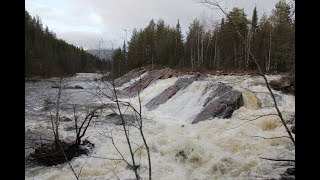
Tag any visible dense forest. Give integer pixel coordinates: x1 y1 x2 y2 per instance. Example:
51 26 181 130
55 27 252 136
25 0 294 78
25 10 104 77
107 0 294 77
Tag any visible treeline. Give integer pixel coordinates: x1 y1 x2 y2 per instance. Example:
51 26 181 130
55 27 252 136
109 0 294 77
25 10 103 77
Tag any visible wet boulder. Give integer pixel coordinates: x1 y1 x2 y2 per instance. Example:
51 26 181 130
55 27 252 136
114 68 147 86
192 83 243 124
74 85 83 89
287 117 295 125
286 168 295 176
126 68 179 94
61 117 72 122
291 126 295 134
107 112 118 117
280 167 295 180
269 76 295 95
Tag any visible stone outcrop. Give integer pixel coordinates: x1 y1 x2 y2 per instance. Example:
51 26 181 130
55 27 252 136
126 68 179 94
114 68 148 86
192 83 243 124
145 73 209 110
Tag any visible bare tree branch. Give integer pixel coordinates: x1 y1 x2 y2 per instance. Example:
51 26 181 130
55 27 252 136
226 114 277 130
251 135 291 140
77 160 87 178
56 141 79 180
260 157 295 162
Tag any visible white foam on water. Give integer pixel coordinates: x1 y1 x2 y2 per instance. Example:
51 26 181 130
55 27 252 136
147 80 215 124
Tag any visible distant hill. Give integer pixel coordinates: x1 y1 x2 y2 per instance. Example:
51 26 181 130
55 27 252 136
25 9 102 77
86 49 114 60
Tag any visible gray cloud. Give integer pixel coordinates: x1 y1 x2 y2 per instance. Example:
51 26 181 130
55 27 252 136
26 0 287 49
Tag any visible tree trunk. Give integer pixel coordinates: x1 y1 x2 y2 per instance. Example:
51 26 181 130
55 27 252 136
267 31 272 72
234 42 237 69
206 34 211 68
241 39 243 69
201 35 204 67
197 33 200 68
190 41 193 70
214 33 218 69
151 54 154 70
247 33 251 69
53 77 63 144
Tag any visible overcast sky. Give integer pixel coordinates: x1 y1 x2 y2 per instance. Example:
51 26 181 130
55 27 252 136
26 0 284 50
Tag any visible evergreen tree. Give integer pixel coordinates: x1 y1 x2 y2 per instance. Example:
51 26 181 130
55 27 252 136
251 6 258 33
175 19 184 66
25 9 102 77
270 0 294 71
122 1 294 74
254 13 273 71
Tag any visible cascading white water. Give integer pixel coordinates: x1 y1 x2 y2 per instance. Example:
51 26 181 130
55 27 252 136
146 80 216 124
25 73 295 180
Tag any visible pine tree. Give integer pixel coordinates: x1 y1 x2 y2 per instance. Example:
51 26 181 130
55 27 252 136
251 6 258 33
25 10 102 77
254 13 273 72
270 0 294 71
175 19 184 66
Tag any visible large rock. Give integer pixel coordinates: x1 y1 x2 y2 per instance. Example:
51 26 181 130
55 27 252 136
100 68 146 83
291 126 295 134
280 168 295 180
61 117 72 122
126 68 179 94
74 85 83 89
192 83 243 124
269 76 295 95
146 77 196 110
114 68 148 86
286 168 295 176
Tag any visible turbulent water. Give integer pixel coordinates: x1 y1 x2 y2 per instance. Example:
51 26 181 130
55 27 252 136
25 73 295 180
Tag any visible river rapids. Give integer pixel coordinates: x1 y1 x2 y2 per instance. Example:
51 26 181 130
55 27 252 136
25 73 295 180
